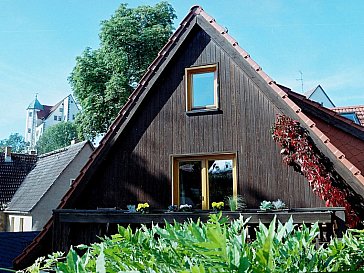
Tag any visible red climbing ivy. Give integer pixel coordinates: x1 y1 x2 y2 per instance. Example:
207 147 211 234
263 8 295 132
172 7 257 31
271 114 360 227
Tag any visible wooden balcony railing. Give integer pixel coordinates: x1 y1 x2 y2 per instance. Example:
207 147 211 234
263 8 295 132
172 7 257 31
52 207 346 252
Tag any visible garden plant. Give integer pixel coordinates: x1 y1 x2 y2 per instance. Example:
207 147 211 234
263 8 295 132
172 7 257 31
14 213 364 273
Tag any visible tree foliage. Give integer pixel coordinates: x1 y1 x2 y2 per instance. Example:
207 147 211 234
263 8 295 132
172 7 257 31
0 133 28 153
18 215 364 272
36 122 78 155
69 2 176 140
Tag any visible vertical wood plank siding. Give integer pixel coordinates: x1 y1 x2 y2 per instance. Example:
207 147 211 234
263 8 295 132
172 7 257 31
74 27 324 210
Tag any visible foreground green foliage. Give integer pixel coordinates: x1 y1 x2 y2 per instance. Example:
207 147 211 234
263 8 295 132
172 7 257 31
21 214 364 272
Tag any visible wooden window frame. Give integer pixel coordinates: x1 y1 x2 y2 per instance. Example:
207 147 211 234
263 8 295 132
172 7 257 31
172 153 237 210
185 64 219 112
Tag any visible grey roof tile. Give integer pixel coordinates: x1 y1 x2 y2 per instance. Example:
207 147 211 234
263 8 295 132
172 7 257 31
6 141 88 212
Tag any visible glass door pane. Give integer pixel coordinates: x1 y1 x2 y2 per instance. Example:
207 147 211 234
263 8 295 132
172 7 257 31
179 161 202 209
208 160 233 206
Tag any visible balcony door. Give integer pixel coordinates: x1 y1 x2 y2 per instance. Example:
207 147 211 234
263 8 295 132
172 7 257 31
172 154 237 210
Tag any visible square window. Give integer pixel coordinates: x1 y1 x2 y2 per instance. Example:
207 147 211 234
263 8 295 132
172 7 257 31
60 108 63 112
185 64 218 111
28 112 32 117
54 115 57 121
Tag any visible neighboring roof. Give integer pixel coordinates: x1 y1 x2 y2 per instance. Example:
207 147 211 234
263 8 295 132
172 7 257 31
0 153 37 208
36 105 52 120
304 85 336 107
331 105 364 126
14 5 364 268
280 85 364 193
30 94 77 121
27 96 43 110
6 141 91 212
0 232 39 271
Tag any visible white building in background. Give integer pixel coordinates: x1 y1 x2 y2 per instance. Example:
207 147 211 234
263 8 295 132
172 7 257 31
25 94 79 151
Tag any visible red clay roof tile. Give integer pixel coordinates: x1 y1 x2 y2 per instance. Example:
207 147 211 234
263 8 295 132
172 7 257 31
331 105 364 126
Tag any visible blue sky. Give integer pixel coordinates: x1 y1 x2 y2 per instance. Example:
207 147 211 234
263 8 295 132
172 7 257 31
1 0 364 140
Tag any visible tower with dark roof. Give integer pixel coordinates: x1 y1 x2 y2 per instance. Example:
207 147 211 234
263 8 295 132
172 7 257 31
24 94 80 152
25 95 43 151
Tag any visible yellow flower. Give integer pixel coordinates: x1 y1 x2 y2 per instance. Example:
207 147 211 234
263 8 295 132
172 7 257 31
212 201 224 209
136 202 149 211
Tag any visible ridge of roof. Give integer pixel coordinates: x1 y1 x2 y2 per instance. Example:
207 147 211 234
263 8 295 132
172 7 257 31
14 6 364 268
38 140 88 159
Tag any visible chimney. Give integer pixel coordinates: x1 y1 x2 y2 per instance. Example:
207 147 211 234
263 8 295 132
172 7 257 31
4 147 11 162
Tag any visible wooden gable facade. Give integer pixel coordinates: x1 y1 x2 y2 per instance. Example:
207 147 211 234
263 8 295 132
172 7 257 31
15 6 364 269
64 11 324 211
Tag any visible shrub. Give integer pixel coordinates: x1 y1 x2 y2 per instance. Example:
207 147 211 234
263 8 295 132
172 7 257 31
18 214 364 272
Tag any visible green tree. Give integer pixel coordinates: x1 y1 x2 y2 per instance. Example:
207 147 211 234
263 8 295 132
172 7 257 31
69 2 176 140
36 122 78 155
0 133 28 153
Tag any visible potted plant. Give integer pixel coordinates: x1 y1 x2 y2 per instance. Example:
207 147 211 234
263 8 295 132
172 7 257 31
259 200 274 211
226 195 247 211
136 202 150 214
272 199 287 211
126 204 136 213
211 201 224 211
259 199 288 212
167 205 178 212
179 204 192 212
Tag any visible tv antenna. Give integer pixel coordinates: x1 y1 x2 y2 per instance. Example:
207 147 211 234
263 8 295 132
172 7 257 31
296 71 304 93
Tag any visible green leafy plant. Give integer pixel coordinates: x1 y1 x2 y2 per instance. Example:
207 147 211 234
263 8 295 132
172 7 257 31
126 204 136 213
260 200 274 211
272 199 286 210
19 214 364 273
226 195 247 211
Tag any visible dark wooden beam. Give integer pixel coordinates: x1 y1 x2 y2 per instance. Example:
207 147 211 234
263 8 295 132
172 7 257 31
54 209 337 225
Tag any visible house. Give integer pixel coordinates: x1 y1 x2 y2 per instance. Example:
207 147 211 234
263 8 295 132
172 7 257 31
331 105 364 126
304 85 336 107
25 94 79 151
5 141 93 232
0 148 37 231
304 85 364 126
14 6 364 269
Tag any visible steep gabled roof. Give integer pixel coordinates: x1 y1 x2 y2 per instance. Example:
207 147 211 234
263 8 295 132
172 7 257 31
331 105 364 126
14 5 364 268
0 153 37 208
6 141 91 213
